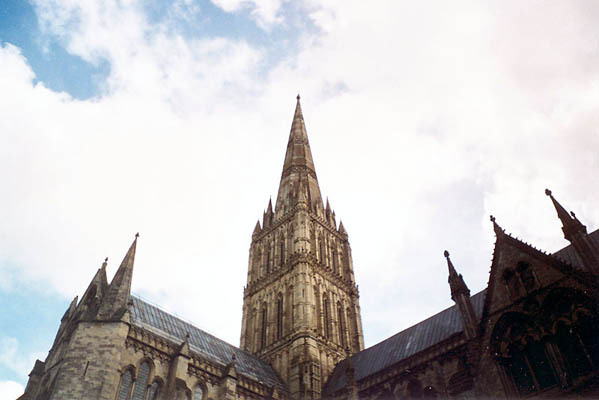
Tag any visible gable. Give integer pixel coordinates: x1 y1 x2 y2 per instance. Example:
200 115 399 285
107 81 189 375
480 228 598 341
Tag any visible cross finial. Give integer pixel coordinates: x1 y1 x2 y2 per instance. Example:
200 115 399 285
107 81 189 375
490 215 495 223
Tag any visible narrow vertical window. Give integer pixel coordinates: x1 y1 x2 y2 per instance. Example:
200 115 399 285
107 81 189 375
338 305 345 348
146 381 161 400
324 297 330 339
277 296 283 339
280 241 285 267
116 369 133 400
261 304 268 349
332 248 338 274
131 361 150 400
193 385 203 400
320 238 325 265
266 244 271 273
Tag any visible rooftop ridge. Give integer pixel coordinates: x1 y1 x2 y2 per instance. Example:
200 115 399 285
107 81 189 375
130 293 225 345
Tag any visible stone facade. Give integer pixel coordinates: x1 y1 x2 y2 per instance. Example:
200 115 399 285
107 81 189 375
19 98 598 400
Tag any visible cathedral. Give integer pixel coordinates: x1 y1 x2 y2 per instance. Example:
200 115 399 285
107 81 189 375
19 97 599 399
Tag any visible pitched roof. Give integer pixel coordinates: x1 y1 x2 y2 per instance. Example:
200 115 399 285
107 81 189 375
129 296 288 393
324 290 486 395
552 228 599 270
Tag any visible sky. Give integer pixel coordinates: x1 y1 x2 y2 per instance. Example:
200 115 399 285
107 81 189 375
1 0 599 397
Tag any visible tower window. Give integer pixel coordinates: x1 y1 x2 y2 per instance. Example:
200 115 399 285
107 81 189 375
277 296 283 340
261 304 268 349
324 297 330 339
338 305 345 348
266 244 271 274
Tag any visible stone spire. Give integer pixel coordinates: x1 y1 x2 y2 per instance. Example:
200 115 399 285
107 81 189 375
545 189 599 274
98 233 138 320
545 189 588 239
444 251 478 340
274 95 324 217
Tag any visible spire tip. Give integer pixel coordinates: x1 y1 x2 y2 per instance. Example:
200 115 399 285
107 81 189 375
135 232 139 239
444 250 450 258
545 188 552 196
296 94 300 101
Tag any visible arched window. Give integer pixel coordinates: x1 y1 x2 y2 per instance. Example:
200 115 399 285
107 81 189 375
287 286 294 333
337 304 345 348
116 369 133 400
324 296 331 339
276 295 283 340
555 321 592 378
131 361 150 400
491 313 557 395
517 261 536 292
280 240 285 267
193 384 203 400
541 287 599 379
265 243 271 274
332 247 338 274
319 237 325 265
146 380 161 400
315 289 322 335
260 303 268 349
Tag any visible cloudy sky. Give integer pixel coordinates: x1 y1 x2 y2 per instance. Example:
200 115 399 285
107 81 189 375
1 0 599 397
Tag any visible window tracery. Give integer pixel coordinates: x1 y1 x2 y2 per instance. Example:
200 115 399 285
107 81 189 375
491 313 557 395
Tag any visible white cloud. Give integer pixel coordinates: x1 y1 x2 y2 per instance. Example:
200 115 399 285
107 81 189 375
0 380 24 400
1 0 599 349
210 0 284 28
0 337 44 379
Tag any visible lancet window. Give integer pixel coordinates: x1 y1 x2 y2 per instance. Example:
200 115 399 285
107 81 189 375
116 362 162 400
131 361 150 400
276 295 283 340
324 295 331 339
260 303 268 350
193 385 203 400
146 380 161 400
116 369 133 400
337 303 345 348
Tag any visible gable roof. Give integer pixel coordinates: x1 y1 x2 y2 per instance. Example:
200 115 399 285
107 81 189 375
129 296 288 393
323 290 486 396
480 227 599 339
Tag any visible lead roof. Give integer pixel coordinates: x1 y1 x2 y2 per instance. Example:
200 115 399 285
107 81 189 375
129 297 288 393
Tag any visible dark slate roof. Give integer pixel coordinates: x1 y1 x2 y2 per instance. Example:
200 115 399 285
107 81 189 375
552 228 599 270
129 296 288 393
323 290 486 396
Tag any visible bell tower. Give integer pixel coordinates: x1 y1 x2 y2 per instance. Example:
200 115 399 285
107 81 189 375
240 96 364 398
